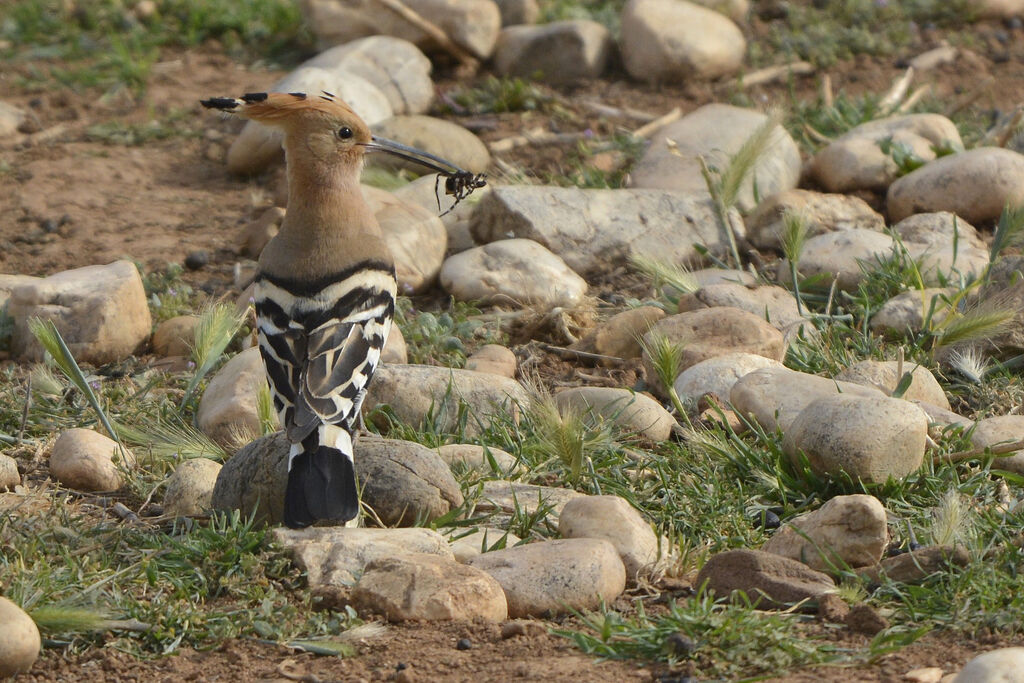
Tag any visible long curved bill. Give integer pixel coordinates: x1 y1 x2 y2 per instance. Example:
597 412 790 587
361 136 468 175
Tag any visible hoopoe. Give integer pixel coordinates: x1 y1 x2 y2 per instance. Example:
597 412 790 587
201 91 484 528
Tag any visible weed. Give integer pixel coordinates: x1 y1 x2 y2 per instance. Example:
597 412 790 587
394 298 504 367
445 76 552 115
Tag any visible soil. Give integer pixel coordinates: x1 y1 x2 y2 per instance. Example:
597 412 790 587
6 8 1024 682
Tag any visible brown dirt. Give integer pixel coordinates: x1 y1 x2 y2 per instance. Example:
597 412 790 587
7 11 1024 683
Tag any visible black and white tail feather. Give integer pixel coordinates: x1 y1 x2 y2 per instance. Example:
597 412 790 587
254 261 396 528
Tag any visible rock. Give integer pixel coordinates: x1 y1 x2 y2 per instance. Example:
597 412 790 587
352 553 508 621
554 387 676 442
910 44 958 71
162 458 223 517
620 0 745 82
783 394 928 483
471 186 743 277
904 668 944 683
382 325 408 364
762 495 888 572
817 592 850 623
501 619 548 638
440 239 587 308
303 36 435 115
905 241 989 287
730 366 885 433
301 0 501 59
493 20 611 83
0 274 40 310
677 283 802 330
745 189 885 252
954 647 1024 682
197 347 268 450
49 428 135 492
859 544 969 584
212 432 461 526
240 207 286 259
971 415 1024 476
811 113 963 192
368 115 490 175
445 526 521 562
151 315 199 358
364 364 531 437
465 538 626 617
690 268 757 288
391 173 489 253
974 0 1024 19
976 256 1024 359
0 596 39 677
272 526 454 586
674 352 783 404
892 212 985 251
465 344 517 378
696 549 835 607
834 360 950 410
226 66 393 175
778 229 896 292
571 306 666 363
888 148 1024 224
690 0 748 21
477 480 584 520
363 186 447 294
495 0 539 25
845 604 889 635
9 261 152 365
870 288 954 337
642 308 786 394
912 400 974 437
436 444 516 474
0 101 27 138
558 495 660 579
0 454 19 491
628 104 800 213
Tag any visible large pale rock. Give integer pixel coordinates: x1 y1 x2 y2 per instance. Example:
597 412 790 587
162 458 223 517
763 495 887 571
690 0 748 21
471 185 743 276
466 538 626 617
745 189 885 251
558 495 660 579
812 113 962 192
730 366 885 433
554 387 676 442
676 284 802 330
495 0 539 24
477 480 584 520
690 268 757 287
436 444 517 474
0 454 20 491
0 274 40 310
620 0 745 82
783 394 928 482
494 20 611 83
197 347 267 450
0 101 27 138
363 185 447 293
0 596 39 677
870 288 954 337
226 67 393 175
352 553 508 621
272 526 454 586
888 148 1024 224
974 0 1024 19
905 241 990 287
151 315 199 358
391 173 489 253
571 306 666 363
628 104 800 213
778 229 896 292
8 261 151 365
212 432 461 526
368 115 490 175
954 648 1024 682
301 0 501 59
440 239 587 308
892 212 985 251
971 415 1024 476
49 429 134 492
673 352 783 404
834 359 950 410
696 549 835 607
364 364 531 437
445 526 521 562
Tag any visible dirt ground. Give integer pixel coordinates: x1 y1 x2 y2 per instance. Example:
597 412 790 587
7 9 1024 683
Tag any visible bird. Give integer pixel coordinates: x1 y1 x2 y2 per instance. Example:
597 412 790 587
201 91 485 528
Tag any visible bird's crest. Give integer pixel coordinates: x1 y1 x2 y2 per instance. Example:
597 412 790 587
200 91 361 124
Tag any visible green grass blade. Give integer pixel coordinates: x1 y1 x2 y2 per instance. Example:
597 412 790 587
181 304 245 409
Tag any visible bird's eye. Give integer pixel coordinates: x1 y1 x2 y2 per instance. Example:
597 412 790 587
337 127 353 140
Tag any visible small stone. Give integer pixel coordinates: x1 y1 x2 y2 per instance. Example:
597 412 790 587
197 347 268 450
477 480 584 521
553 387 676 442
558 494 661 580
904 667 944 683
778 229 895 292
845 604 889 636
892 212 985 251
369 115 490 175
493 20 611 83
0 596 40 677
391 173 489 253
240 207 285 259
676 284 802 330
0 454 21 491
665 632 697 656
745 189 885 251
436 444 517 475
834 359 950 410
151 315 200 358
465 344 517 378
817 592 850 623
382 325 408 365
0 101 27 138
571 306 665 363
163 458 222 517
501 619 547 638
870 288 955 337
696 549 835 608
49 428 135 492
456 638 472 650
674 352 783 404
858 545 970 584
953 647 1024 682
445 526 521 562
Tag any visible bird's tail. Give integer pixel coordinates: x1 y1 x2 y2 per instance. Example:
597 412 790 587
284 424 359 529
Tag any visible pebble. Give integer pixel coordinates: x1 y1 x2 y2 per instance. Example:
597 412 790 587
8 260 152 365
477 480 584 520
49 429 135 492
745 189 885 252
0 101 27 138
696 549 835 608
892 212 985 251
782 394 928 483
445 526 521 562
676 283 802 330
184 250 209 270
495 0 539 24
440 239 588 308
620 0 746 82
859 545 970 584
501 619 547 638
151 315 200 358
570 306 666 364
435 444 517 474
369 115 490 175
196 347 268 450
835 359 950 409
465 538 626 618
0 596 39 677
970 415 1024 476
558 494 661 580
845 604 890 635
553 387 676 442
352 553 508 621
363 185 447 294
381 325 408 364
239 206 285 259
869 288 954 337
465 344 517 378
953 647 1024 682
777 229 895 292
762 494 888 572
0 453 21 491
493 20 611 83
162 458 223 517
391 174 487 253
627 104 800 213
674 352 783 405
817 592 850 623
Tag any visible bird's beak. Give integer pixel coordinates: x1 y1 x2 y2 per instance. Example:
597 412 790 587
361 136 468 175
